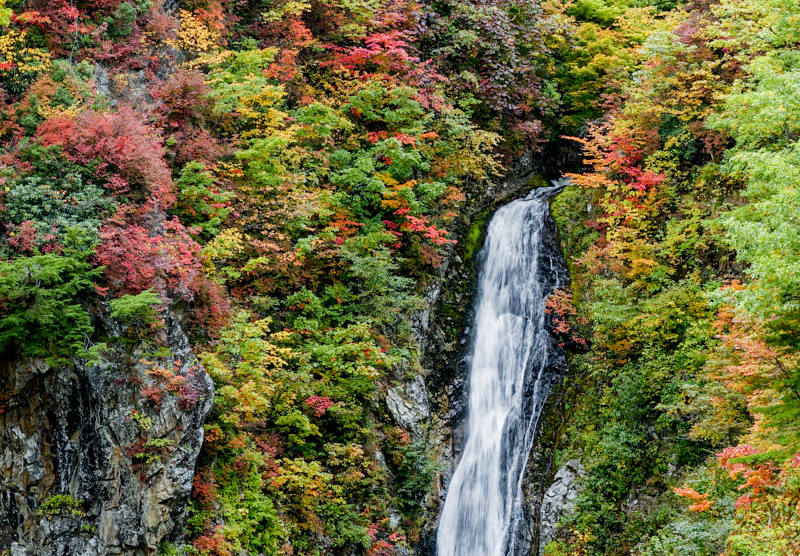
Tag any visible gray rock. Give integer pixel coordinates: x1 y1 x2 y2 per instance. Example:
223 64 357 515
374 450 388 470
162 0 178 14
538 459 585 550
412 285 442 347
94 64 111 100
389 511 402 531
0 309 213 555
386 376 430 438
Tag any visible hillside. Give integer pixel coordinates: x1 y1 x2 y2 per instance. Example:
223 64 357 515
0 0 798 554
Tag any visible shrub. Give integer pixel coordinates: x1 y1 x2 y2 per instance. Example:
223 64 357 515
0 234 103 365
37 107 175 208
109 289 162 325
37 494 85 518
174 161 233 238
4 174 116 246
96 218 203 300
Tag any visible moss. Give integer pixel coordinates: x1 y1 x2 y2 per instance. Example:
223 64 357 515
464 174 550 260
550 184 598 292
462 210 489 262
529 173 550 189
158 541 199 555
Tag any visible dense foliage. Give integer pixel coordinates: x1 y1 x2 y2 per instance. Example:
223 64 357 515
547 1 800 554
0 0 554 552
2 0 800 554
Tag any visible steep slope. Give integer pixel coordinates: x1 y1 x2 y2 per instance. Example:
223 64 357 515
0 0 565 553
3 0 800 554
539 1 800 555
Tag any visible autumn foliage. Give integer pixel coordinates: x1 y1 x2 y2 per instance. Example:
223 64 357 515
4 0 800 553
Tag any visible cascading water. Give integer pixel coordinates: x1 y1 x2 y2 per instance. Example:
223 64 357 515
436 184 568 556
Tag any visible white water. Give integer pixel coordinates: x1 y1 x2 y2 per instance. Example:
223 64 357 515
436 186 564 556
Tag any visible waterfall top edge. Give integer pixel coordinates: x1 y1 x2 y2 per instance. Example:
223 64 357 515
522 177 571 202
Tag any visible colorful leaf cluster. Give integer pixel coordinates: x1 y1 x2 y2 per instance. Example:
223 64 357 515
546 1 800 555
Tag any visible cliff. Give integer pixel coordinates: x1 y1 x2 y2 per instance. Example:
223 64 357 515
0 310 212 555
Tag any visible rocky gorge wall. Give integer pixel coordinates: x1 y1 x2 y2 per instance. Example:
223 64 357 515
0 142 577 556
0 28 213 555
0 309 213 555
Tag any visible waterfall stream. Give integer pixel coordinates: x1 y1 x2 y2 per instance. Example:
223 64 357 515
436 185 567 556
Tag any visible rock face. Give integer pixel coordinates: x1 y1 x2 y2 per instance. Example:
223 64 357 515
386 376 430 439
0 310 213 555
538 459 585 550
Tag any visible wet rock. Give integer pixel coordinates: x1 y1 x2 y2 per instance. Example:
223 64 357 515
412 144 578 555
538 459 585 550
414 144 581 556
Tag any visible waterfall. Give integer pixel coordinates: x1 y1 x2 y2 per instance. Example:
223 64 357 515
436 184 567 556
